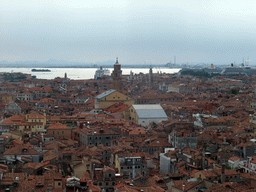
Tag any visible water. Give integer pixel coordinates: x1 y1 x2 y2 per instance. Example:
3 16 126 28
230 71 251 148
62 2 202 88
0 68 181 80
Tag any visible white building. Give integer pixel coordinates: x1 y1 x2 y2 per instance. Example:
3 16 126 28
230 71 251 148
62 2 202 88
239 156 256 173
127 104 168 127
228 156 240 169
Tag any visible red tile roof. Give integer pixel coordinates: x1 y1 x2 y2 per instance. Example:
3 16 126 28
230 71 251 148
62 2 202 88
47 123 71 130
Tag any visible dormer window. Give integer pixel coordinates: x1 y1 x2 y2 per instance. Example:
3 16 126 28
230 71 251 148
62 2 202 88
23 148 27 152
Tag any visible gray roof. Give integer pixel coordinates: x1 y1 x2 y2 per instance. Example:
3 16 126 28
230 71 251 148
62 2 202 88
133 104 168 119
95 89 116 99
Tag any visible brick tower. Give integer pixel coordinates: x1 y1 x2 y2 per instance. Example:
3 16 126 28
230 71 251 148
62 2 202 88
112 57 122 92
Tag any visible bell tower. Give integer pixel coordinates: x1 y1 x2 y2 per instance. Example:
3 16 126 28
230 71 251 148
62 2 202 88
149 67 153 87
112 57 122 91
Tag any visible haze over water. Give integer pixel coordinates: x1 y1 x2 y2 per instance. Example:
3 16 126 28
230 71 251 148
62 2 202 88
0 68 180 80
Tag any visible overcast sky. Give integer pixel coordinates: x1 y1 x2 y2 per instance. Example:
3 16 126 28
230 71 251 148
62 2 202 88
1 0 256 65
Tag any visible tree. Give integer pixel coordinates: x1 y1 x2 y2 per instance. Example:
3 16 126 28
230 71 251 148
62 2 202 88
231 89 239 95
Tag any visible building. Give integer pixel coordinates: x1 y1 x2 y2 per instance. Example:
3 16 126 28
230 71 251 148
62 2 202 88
124 104 168 126
167 84 193 93
228 156 241 169
0 93 16 102
0 119 15 135
95 89 134 109
236 142 255 158
160 151 177 173
239 156 256 173
79 128 120 146
169 130 197 150
136 91 184 104
94 166 117 191
16 90 34 101
47 123 72 140
73 157 93 177
5 102 21 115
0 113 46 135
114 152 149 179
25 113 46 134
3 145 40 163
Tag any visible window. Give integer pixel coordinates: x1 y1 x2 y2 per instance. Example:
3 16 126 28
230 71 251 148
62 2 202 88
62 131 64 134
58 182 61 186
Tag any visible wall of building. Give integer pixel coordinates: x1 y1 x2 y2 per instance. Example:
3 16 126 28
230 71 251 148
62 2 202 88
97 91 134 109
48 129 71 140
160 153 171 173
138 117 167 127
169 134 197 150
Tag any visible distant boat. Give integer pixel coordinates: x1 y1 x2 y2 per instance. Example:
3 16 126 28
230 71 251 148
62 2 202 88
31 69 51 72
165 62 182 68
94 66 110 79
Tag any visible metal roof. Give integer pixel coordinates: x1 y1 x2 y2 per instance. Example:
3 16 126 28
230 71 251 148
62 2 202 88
95 89 116 99
133 104 168 119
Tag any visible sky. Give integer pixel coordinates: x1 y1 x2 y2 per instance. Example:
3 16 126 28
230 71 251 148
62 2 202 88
1 0 256 65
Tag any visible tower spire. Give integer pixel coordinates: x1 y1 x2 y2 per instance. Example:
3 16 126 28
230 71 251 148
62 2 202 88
115 57 119 65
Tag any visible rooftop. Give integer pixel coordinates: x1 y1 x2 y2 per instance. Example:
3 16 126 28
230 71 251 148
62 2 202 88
133 104 168 119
